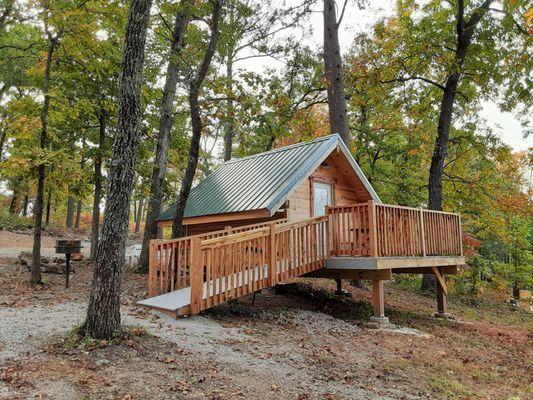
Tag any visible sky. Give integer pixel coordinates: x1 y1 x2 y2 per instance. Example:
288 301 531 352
239 0 531 152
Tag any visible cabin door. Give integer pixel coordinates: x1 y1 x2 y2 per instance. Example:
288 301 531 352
312 181 333 217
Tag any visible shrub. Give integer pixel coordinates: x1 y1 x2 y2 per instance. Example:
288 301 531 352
0 208 33 231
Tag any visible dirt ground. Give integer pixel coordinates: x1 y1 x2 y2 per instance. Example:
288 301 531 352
0 248 531 400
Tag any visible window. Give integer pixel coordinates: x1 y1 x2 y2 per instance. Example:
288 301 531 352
312 182 333 216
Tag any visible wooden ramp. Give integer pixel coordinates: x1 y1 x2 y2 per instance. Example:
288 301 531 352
139 264 271 315
140 216 329 316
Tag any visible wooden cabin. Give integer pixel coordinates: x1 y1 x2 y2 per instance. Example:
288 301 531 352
156 134 380 236
142 134 465 323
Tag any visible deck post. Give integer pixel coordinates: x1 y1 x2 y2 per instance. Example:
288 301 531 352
458 214 463 257
189 237 202 315
370 279 389 324
367 201 377 257
269 222 277 286
148 240 158 296
325 205 332 256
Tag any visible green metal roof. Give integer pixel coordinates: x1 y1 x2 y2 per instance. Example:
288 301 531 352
158 134 380 221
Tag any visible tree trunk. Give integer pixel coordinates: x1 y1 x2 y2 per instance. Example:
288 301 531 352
135 198 143 233
84 0 153 339
90 101 107 261
74 200 82 228
31 28 58 285
172 0 223 238
138 3 191 271
323 0 349 146
45 189 51 225
22 195 29 216
0 129 6 161
9 186 20 214
66 195 75 228
223 45 235 161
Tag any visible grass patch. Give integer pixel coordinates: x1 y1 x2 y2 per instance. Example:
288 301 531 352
61 325 151 351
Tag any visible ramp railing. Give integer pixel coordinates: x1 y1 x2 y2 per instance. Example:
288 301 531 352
148 218 287 296
188 216 329 314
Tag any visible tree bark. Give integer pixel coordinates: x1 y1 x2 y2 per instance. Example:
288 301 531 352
172 0 223 238
135 198 143 233
138 3 191 271
223 53 235 161
422 0 493 291
0 129 6 161
84 0 153 339
90 101 107 260
74 200 82 228
45 189 51 225
323 0 349 146
22 194 29 216
8 186 20 214
66 195 75 228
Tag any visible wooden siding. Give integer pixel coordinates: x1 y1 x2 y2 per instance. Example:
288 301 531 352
287 152 373 222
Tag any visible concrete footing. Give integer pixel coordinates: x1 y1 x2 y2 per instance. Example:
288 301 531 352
434 312 454 320
370 316 390 325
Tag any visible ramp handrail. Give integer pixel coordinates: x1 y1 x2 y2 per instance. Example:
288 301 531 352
148 218 287 296
188 216 329 314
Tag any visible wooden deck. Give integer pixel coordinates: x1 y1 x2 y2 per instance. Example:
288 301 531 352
141 201 464 320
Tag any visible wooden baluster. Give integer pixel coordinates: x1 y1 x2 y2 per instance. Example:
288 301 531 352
205 248 211 308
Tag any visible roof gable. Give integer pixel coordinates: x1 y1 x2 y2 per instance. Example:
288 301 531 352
158 134 380 221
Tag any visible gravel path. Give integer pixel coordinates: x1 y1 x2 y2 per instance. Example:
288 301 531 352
0 301 415 400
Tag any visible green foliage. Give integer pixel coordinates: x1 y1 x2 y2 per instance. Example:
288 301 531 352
0 208 33 230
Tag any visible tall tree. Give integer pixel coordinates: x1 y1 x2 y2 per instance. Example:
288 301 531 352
138 0 191 271
84 0 153 339
90 98 108 260
428 0 494 211
323 0 349 145
31 14 62 286
171 0 223 238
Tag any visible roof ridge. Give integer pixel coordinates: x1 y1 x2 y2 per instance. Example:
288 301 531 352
222 134 340 165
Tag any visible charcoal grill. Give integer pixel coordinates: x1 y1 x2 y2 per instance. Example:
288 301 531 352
55 240 82 288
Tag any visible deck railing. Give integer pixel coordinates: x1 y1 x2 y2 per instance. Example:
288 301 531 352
327 201 462 258
148 202 463 299
148 218 288 296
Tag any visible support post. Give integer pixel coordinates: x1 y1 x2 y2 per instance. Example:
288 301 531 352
367 200 377 257
434 266 452 319
189 237 202 315
156 225 164 239
370 279 389 324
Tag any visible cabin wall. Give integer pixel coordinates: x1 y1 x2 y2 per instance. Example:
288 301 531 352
156 211 287 238
184 212 286 236
287 152 372 222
